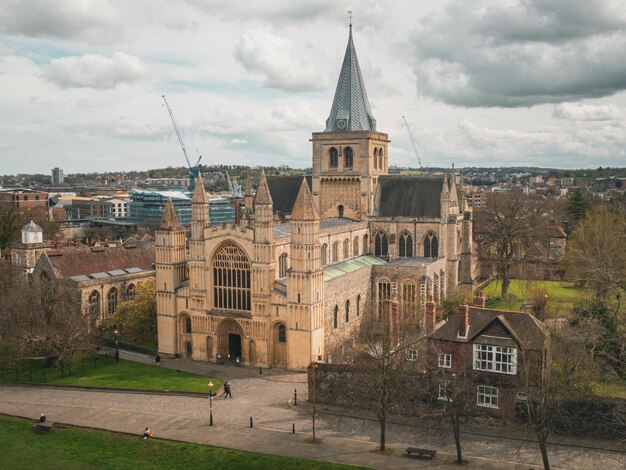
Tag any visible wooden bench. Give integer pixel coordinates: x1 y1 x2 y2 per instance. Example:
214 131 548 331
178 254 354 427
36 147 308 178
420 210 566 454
35 422 53 433
406 447 436 459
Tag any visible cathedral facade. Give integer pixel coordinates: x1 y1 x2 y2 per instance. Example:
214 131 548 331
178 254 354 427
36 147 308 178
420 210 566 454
156 27 475 369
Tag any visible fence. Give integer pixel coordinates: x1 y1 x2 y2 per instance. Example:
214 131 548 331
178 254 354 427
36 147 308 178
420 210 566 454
0 349 116 384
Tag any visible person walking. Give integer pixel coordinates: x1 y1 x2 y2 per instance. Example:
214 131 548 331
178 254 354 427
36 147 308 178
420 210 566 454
223 381 232 399
155 354 161 366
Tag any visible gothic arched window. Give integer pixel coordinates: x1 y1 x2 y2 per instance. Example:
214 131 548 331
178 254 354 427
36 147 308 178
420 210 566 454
374 231 389 259
344 146 353 168
107 287 118 316
88 290 100 317
345 299 350 323
185 316 192 334
353 236 359 257
278 253 288 278
329 147 338 168
333 305 338 329
398 232 413 258
321 243 327 266
362 234 369 254
332 241 339 263
424 233 439 258
212 242 251 311
343 238 349 259
401 281 417 321
126 283 136 300
356 294 361 317
373 148 379 169
377 279 391 319
278 324 286 343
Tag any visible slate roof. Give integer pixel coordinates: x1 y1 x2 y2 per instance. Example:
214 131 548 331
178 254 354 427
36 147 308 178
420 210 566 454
429 307 547 351
375 176 444 218
266 176 312 214
45 243 155 280
325 27 376 132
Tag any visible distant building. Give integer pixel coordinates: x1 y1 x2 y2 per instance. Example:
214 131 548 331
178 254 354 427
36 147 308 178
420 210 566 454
0 188 49 215
128 189 192 227
51 167 64 184
208 198 236 225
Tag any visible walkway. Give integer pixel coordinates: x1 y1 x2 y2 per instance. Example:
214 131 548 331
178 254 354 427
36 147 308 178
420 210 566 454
0 351 623 469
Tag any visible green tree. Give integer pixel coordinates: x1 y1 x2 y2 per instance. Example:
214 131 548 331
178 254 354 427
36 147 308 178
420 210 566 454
108 279 157 343
0 209 17 250
561 205 626 299
566 188 590 227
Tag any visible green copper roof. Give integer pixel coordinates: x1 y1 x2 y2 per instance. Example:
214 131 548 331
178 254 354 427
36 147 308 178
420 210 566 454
325 26 376 132
323 255 387 282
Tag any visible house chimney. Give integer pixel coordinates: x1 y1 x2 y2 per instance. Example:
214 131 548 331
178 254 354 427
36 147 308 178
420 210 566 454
425 295 436 334
473 292 485 308
458 295 469 338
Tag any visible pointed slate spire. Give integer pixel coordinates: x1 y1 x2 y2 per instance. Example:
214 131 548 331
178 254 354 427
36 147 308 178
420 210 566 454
191 173 208 204
159 198 183 231
253 169 273 206
325 26 376 132
291 178 319 221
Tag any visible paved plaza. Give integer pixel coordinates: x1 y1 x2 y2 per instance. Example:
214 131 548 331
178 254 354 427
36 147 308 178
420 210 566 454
1 351 623 469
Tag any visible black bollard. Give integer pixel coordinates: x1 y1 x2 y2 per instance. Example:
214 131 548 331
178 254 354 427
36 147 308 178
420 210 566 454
292 423 295 434
250 416 253 428
294 388 297 406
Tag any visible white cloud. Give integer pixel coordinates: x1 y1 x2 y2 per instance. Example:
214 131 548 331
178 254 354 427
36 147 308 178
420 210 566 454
234 28 326 92
552 103 622 121
0 0 123 44
43 53 147 89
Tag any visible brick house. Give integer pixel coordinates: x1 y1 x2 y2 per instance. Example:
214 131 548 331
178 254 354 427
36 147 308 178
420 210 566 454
426 296 548 419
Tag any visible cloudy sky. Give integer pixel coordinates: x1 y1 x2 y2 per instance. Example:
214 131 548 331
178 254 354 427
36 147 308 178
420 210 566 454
1 0 626 174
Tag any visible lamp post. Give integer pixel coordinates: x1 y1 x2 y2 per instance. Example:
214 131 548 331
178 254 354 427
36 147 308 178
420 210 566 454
113 329 119 363
312 362 319 442
208 381 215 426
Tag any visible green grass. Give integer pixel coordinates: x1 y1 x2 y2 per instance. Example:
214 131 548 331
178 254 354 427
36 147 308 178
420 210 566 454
3 358 222 394
596 381 626 399
482 279 590 314
0 415 356 470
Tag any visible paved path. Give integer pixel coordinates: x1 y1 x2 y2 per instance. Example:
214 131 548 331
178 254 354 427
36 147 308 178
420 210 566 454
1 351 623 469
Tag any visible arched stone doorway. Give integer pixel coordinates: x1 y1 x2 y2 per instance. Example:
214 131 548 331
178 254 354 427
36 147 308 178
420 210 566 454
184 341 192 358
217 318 244 364
272 322 287 367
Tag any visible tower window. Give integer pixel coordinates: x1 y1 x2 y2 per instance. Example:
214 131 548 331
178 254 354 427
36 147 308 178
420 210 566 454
338 205 344 218
399 232 413 258
344 147 353 168
329 147 338 168
374 231 389 259
424 233 439 258
345 299 350 323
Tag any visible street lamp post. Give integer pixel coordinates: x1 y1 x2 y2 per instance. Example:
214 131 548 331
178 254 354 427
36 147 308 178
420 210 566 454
312 362 319 442
208 381 215 426
113 329 119 363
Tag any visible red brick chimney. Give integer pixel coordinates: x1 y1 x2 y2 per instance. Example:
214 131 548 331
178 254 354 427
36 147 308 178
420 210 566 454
425 295 436 334
473 292 485 308
458 295 469 338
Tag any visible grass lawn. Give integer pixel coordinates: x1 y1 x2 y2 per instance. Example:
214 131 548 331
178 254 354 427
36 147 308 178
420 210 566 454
0 415 356 470
482 279 590 314
3 358 222 394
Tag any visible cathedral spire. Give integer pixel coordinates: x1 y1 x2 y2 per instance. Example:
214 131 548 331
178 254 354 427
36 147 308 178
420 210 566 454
191 173 208 204
253 169 273 207
291 178 319 221
160 199 183 231
325 25 376 132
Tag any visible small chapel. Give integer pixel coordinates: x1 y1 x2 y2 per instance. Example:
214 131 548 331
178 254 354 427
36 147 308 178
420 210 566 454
156 26 475 369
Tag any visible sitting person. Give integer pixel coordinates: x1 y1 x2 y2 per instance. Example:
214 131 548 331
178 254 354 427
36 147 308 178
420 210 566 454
143 427 154 439
39 413 46 423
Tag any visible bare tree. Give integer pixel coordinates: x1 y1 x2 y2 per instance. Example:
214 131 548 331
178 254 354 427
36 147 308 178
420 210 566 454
476 192 543 297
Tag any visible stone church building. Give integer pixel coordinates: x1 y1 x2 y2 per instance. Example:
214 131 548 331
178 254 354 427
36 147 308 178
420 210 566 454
156 27 475 369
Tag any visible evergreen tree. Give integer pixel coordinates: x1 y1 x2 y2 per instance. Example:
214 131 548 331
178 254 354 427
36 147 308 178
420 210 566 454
566 188 590 226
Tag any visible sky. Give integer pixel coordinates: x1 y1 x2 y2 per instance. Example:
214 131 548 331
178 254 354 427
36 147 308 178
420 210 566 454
1 0 626 175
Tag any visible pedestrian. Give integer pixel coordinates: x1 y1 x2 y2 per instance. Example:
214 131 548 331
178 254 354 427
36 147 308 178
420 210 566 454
223 381 232 399
143 427 154 439
155 353 161 366
39 413 46 423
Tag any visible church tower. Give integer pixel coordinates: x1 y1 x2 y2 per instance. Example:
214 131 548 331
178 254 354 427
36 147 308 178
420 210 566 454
311 25 389 220
156 199 188 355
287 179 325 368
251 170 275 318
189 174 209 310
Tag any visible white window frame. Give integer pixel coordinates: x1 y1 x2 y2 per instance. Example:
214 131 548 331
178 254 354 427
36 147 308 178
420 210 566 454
473 343 517 375
405 348 418 362
438 353 452 368
477 385 499 408
438 380 451 401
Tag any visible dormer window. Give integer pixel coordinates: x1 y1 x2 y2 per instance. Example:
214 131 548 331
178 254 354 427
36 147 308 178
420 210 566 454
344 147 353 168
473 344 517 375
329 147 338 168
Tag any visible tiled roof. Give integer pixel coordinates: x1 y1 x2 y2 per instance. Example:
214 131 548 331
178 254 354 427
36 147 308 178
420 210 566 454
429 307 547 351
46 243 155 280
325 27 376 132
374 176 444 218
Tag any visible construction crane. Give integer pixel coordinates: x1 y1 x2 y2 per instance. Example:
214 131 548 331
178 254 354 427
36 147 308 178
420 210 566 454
226 171 244 198
402 115 424 171
162 94 202 192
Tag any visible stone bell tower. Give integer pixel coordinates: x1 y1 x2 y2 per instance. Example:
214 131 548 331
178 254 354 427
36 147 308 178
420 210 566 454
311 24 389 221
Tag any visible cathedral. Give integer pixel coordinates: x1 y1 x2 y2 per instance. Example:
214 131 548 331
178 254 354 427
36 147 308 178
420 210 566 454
156 26 475 369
